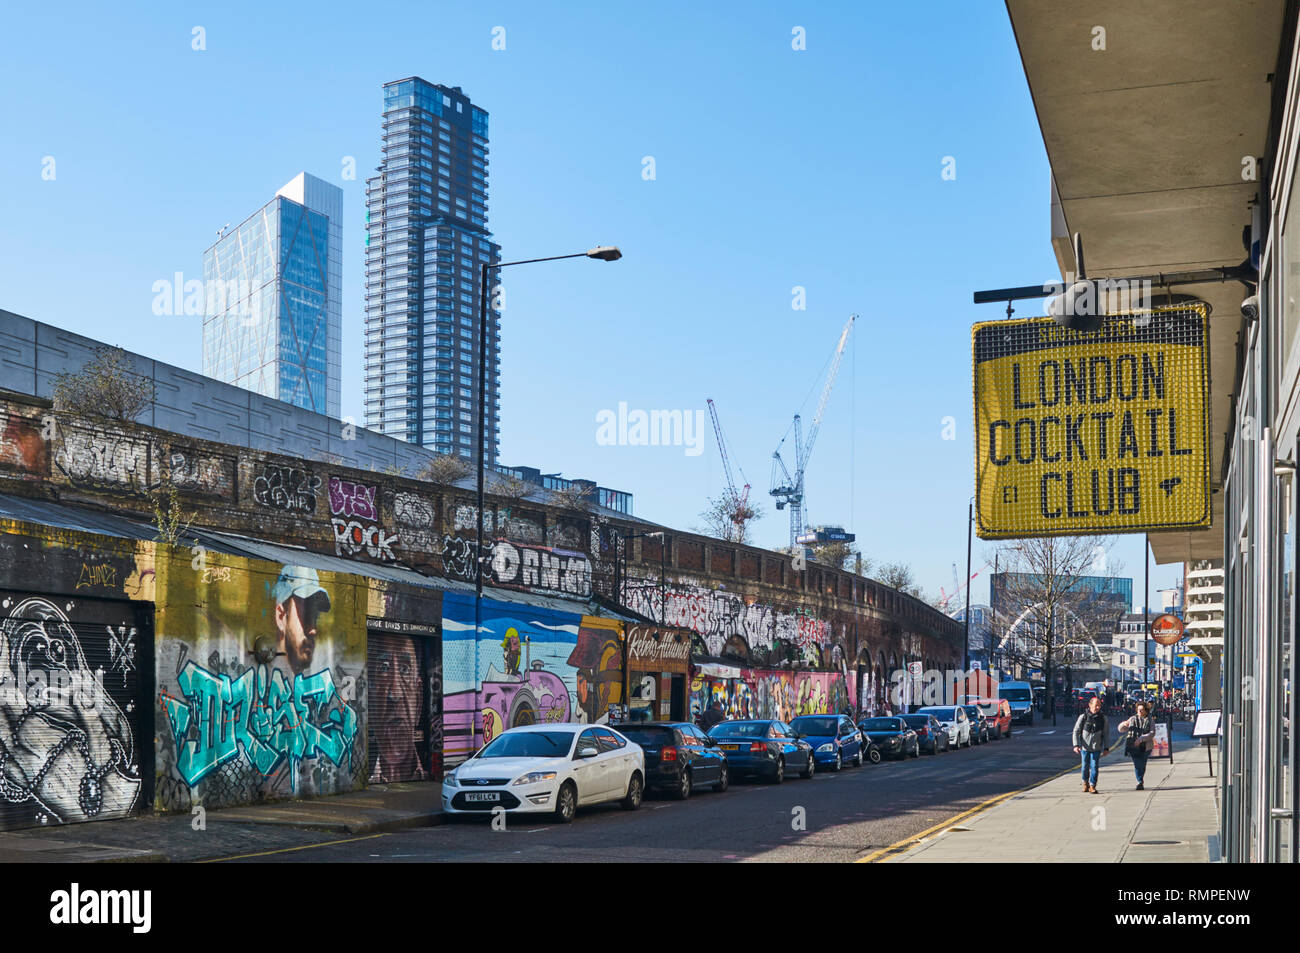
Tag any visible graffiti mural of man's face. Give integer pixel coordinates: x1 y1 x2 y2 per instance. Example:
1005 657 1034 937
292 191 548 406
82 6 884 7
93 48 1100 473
275 595 322 675
373 640 420 778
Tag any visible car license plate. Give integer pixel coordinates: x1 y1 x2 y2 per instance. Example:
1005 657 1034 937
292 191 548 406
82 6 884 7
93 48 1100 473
720 744 740 751
465 792 499 802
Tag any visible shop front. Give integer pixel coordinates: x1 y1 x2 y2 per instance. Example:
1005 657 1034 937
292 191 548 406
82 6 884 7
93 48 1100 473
624 624 691 722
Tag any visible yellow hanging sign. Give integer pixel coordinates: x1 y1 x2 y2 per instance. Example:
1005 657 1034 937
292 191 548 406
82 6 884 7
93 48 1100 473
973 305 1210 539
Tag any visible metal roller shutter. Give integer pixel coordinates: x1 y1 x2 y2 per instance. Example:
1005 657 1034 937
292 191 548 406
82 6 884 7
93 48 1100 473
366 630 439 783
0 590 149 830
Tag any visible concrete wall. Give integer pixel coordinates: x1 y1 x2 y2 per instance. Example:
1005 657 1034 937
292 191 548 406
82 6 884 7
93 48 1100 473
0 308 427 473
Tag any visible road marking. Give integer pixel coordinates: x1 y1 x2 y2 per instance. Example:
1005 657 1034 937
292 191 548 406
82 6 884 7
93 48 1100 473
200 832 387 862
855 765 1076 864
1040 730 1056 735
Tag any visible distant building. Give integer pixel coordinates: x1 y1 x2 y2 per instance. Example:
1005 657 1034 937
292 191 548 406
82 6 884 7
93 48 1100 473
989 573 1131 683
364 78 500 458
949 604 992 668
202 172 342 417
495 465 632 516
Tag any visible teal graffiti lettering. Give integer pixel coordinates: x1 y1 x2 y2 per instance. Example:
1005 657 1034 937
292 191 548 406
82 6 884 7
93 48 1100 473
164 662 358 788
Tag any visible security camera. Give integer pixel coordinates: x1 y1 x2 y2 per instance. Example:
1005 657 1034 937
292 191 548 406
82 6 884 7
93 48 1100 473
1242 294 1260 322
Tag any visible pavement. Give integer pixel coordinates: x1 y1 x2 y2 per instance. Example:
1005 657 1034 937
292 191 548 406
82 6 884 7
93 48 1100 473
0 782 443 863
883 725 1220 863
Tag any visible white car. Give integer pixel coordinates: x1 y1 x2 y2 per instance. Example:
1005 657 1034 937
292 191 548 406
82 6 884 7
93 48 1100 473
917 705 972 748
442 723 645 823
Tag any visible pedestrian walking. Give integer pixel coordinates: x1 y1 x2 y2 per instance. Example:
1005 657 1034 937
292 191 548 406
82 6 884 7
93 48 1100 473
1117 702 1157 790
700 700 725 733
1072 696 1111 794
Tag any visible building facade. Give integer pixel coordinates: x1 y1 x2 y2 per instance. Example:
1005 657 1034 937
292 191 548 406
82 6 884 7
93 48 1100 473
988 572 1131 683
202 172 342 417
1003 0 1294 862
364 78 500 460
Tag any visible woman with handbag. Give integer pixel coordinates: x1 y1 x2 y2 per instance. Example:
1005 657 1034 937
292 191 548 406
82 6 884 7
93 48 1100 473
1118 702 1157 790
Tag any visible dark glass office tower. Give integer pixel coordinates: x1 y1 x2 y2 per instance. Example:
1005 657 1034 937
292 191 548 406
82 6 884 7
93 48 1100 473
364 78 499 460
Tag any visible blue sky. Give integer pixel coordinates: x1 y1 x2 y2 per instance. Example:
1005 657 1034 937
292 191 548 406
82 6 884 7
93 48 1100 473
0 0 1180 607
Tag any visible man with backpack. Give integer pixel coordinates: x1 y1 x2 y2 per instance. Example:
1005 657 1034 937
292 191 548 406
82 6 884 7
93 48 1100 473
1072 695 1111 794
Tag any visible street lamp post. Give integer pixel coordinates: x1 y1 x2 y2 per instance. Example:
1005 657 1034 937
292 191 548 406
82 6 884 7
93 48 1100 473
472 245 621 747
964 500 973 697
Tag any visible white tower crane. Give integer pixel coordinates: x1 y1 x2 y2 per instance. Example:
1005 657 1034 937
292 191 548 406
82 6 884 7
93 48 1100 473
770 314 856 552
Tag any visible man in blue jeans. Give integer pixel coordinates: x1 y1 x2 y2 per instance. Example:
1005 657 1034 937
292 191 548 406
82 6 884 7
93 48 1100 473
1072 695 1111 793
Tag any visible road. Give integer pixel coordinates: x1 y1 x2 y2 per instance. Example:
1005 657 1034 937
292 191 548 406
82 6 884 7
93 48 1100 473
222 725 1079 863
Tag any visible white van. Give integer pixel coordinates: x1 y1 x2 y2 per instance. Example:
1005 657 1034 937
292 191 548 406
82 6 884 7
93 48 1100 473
1000 681 1034 725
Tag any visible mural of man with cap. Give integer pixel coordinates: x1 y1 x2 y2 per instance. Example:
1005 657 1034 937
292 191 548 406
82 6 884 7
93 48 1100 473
271 566 331 676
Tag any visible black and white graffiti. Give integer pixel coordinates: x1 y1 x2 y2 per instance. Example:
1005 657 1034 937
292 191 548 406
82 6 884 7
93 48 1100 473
252 463 320 514
0 596 141 828
440 536 591 597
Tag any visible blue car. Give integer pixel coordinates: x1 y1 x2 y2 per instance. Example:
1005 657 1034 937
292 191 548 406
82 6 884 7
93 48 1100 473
789 714 865 770
706 719 816 783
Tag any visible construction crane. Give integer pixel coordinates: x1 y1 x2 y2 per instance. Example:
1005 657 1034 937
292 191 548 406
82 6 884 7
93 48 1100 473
770 314 856 552
939 559 994 613
707 398 752 539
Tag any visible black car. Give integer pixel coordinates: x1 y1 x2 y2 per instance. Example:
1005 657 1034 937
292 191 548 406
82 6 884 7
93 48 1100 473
708 719 816 783
962 705 990 744
616 721 728 799
901 713 950 754
858 716 920 759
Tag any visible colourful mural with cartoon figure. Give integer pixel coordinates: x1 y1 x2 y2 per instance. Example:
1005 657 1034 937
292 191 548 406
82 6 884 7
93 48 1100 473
441 592 587 764
154 551 367 811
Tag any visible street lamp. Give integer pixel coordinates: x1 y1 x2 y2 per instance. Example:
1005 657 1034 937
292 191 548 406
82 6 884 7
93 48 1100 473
472 245 621 741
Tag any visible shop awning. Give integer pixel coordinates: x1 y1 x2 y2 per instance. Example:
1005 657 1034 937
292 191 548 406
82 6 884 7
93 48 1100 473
696 661 743 680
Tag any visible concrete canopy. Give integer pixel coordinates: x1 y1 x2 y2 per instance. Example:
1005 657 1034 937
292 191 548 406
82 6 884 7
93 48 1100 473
1005 0 1286 563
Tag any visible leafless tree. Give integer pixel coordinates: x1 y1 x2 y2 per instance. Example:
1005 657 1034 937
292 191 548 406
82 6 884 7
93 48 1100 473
418 452 472 486
809 539 863 572
490 472 535 501
875 561 925 599
51 346 155 422
699 491 762 544
548 483 596 513
989 536 1124 714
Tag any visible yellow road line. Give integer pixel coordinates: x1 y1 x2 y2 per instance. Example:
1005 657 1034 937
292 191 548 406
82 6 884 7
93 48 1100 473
856 765 1075 863
199 832 388 863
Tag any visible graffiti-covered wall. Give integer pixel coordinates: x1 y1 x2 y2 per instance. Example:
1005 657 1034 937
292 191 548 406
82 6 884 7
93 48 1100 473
0 590 149 830
691 669 851 724
441 592 623 764
0 519 155 831
153 549 367 811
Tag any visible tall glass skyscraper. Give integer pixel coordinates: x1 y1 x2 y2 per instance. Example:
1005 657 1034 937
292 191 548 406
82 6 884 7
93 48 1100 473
202 172 342 417
364 78 500 461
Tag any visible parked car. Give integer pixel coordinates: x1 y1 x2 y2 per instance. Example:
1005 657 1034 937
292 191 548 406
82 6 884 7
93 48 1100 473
858 716 919 759
902 713 950 753
442 723 644 823
975 698 1013 739
708 719 816 783
917 705 971 748
790 714 865 770
616 721 728 799
962 705 990 744
1000 681 1035 725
